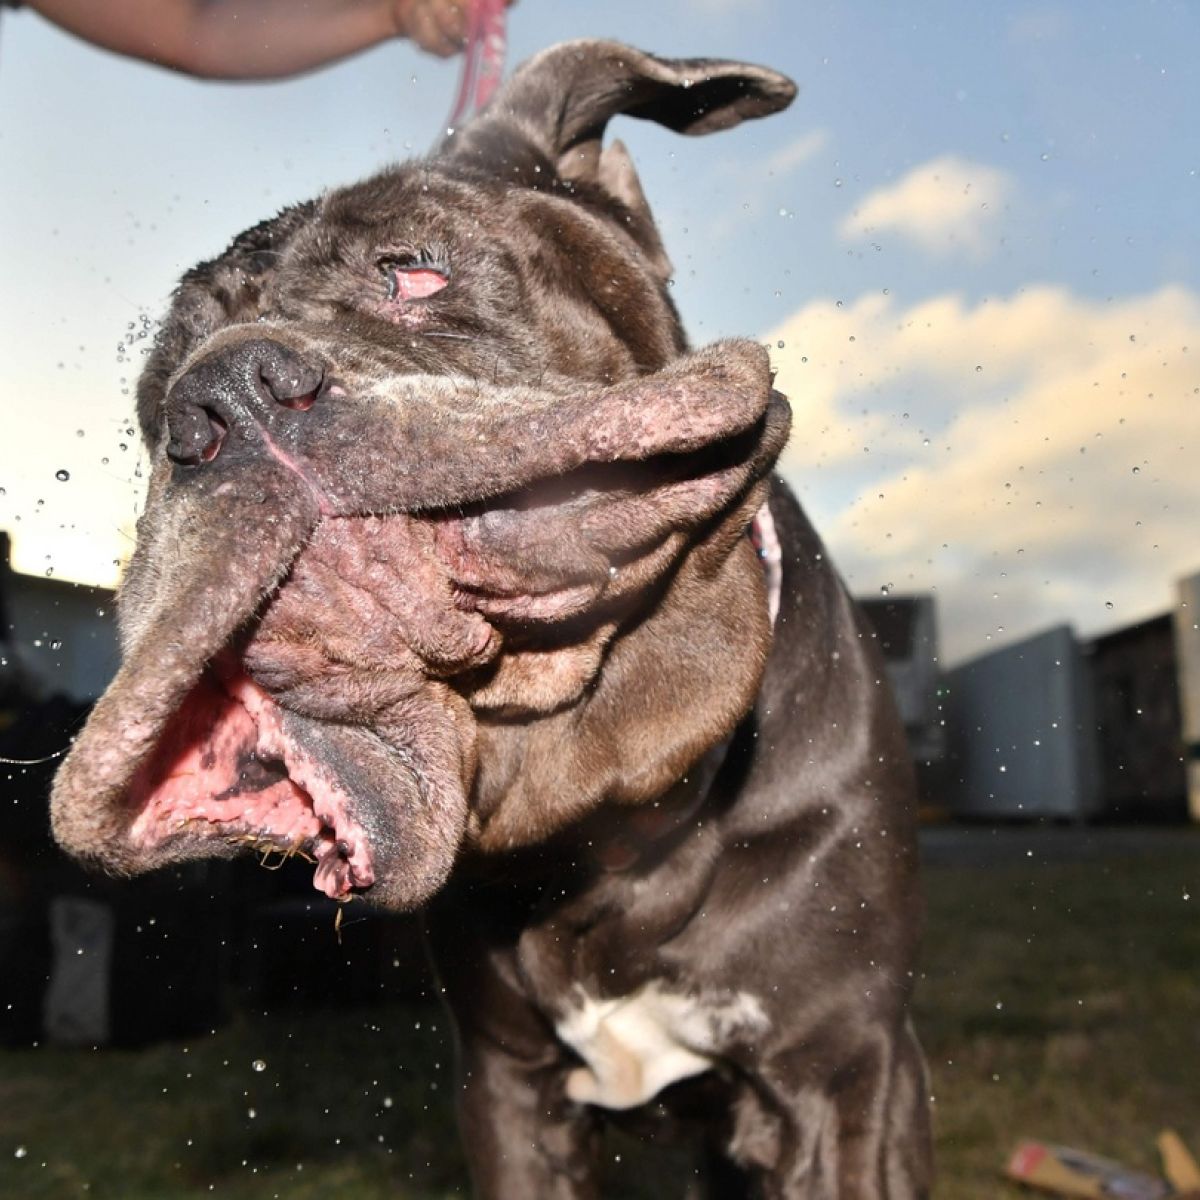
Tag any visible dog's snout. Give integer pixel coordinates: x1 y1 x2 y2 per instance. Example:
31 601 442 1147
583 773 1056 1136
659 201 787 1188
164 339 324 467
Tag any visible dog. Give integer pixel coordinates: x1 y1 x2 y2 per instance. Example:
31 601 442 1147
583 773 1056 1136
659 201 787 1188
51 40 932 1198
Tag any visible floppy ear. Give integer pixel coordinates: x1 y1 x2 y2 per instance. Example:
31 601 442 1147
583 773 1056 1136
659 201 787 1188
450 39 796 157
443 40 795 225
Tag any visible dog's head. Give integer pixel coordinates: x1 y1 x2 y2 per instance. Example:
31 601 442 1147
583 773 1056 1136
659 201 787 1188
51 41 796 909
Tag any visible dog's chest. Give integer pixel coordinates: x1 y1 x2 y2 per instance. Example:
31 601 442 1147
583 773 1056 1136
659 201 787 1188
554 982 769 1110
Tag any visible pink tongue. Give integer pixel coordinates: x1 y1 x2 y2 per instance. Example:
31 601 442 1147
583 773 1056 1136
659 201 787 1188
128 661 374 898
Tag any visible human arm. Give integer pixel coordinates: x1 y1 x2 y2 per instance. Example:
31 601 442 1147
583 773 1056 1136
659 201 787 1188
23 0 484 79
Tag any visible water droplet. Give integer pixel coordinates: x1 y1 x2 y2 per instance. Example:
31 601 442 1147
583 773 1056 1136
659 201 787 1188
252 1059 267 1072
776 340 785 349
1132 466 1140 474
1105 601 1114 610
75 429 85 438
50 640 62 650
975 365 983 373
55 469 70 482
14 1147 27 1160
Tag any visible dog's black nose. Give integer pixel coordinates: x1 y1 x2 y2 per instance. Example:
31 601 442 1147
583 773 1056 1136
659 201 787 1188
164 339 324 467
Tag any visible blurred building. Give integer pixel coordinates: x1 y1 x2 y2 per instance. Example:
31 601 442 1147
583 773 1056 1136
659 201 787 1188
1087 614 1187 821
942 625 1102 821
857 594 946 772
0 531 118 704
1175 570 1200 822
938 573 1200 823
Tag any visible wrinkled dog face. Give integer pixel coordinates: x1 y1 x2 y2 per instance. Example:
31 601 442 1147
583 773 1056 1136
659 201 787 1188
52 42 796 910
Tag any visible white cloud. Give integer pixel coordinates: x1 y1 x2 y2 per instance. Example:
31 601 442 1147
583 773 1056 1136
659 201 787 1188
765 130 829 177
839 155 1014 257
766 284 1200 662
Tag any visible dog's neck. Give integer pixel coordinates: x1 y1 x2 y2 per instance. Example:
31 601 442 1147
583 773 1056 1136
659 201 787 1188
585 501 782 874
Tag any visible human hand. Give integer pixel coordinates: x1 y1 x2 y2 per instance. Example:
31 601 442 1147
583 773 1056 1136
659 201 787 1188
394 0 515 58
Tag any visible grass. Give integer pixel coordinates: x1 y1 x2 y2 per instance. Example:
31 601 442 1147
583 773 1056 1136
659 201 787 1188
1 847 1197 1198
916 847 1200 1198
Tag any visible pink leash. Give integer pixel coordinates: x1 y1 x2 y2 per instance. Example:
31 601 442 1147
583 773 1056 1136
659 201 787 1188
446 0 508 130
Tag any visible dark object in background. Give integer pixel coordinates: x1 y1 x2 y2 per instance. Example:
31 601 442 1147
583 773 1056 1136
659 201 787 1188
1088 614 1188 821
41 866 231 1048
242 890 432 1012
0 693 89 1045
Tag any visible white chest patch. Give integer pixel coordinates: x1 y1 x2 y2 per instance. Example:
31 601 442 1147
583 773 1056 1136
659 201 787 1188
555 982 769 1110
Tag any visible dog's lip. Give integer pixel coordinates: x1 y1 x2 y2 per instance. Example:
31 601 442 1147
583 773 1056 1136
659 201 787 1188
124 657 379 899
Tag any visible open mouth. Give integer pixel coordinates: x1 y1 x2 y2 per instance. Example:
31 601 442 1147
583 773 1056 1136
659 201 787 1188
127 654 375 899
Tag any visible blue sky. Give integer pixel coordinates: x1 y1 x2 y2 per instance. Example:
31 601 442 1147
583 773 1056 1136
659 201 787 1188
1 1 1197 662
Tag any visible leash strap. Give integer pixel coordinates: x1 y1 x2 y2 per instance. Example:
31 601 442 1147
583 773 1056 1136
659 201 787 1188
750 502 783 628
446 0 508 130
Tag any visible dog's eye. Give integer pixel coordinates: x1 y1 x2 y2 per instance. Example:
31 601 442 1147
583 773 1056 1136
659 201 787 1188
377 255 449 302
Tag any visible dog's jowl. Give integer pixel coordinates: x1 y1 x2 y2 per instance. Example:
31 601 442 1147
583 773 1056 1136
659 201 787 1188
51 40 932 1199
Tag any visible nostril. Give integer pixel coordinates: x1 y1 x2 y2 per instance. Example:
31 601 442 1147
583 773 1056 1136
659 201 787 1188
258 361 324 412
199 410 227 462
167 407 228 467
278 387 319 412
165 340 323 468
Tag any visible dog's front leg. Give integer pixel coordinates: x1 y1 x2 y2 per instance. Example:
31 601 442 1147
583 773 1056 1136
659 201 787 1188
427 897 603 1200
744 1019 932 1200
456 1034 603 1200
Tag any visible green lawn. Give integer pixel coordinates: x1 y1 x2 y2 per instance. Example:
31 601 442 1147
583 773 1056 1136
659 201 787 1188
1 848 1197 1198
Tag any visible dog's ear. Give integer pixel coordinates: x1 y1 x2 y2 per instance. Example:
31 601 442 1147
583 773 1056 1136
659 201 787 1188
456 39 796 155
444 41 795 278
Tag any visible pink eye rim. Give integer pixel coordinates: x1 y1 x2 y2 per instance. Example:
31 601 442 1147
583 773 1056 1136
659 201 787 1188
378 257 450 303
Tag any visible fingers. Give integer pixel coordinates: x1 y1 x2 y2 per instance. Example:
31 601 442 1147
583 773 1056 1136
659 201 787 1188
396 0 469 58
